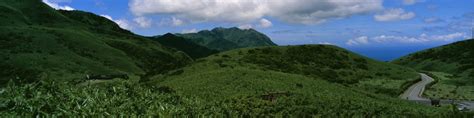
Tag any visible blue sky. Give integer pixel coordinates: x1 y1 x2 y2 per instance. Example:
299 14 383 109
43 0 473 61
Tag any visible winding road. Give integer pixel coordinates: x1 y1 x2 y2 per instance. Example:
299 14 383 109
400 73 474 111
400 73 433 101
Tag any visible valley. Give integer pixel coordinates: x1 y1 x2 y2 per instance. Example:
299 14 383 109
0 0 473 116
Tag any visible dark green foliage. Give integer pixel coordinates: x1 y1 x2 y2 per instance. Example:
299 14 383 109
242 45 387 85
1 79 467 116
152 33 219 59
177 27 277 51
0 0 192 85
394 39 474 80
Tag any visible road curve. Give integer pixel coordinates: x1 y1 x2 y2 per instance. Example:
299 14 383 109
400 73 474 111
400 73 434 101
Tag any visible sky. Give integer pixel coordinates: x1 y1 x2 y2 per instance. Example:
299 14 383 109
43 0 473 61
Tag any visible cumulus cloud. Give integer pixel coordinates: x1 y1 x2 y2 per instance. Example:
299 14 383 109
129 0 383 25
171 17 184 26
346 36 369 45
238 24 253 30
133 17 153 28
258 18 273 28
42 0 75 11
374 8 415 22
100 15 132 30
182 29 199 33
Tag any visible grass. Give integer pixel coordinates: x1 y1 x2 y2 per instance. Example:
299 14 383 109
424 71 474 101
196 45 420 97
135 45 464 116
0 0 191 85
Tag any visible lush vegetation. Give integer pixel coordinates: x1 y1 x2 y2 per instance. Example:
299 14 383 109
0 73 457 116
0 0 191 85
192 45 420 97
423 71 474 100
1 0 472 116
394 39 474 100
394 39 474 79
177 27 277 51
152 33 218 59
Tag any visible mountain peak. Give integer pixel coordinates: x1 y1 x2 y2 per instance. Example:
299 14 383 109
162 33 177 37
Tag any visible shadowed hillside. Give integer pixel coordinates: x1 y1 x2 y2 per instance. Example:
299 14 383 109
0 0 191 84
152 33 218 59
394 39 474 79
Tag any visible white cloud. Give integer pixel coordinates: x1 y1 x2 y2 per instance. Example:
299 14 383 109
133 17 153 28
347 32 468 46
42 0 75 11
171 17 184 26
100 15 132 30
318 42 333 45
238 24 253 30
374 8 415 22
346 36 369 45
129 0 383 25
158 17 186 27
372 32 468 43
258 18 273 28
182 29 198 33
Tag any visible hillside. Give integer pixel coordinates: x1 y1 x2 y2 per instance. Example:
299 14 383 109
149 45 420 98
394 39 474 78
152 33 218 59
0 0 191 85
394 39 474 100
136 45 454 115
177 27 277 51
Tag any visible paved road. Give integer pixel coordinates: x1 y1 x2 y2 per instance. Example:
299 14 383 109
400 73 474 111
400 73 434 101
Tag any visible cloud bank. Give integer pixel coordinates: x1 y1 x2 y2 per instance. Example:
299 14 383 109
129 0 383 25
347 32 469 45
374 8 415 22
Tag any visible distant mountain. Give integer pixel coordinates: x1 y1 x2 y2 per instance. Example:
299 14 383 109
0 0 191 84
152 33 218 59
177 27 277 51
394 39 474 79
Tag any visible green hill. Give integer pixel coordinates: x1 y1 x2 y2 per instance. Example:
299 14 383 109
394 39 474 78
138 45 453 115
394 39 474 100
177 27 277 51
152 33 218 59
0 0 191 85
150 45 420 97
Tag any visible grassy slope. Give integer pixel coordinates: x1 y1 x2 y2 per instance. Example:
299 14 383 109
0 0 191 84
152 33 218 59
394 39 474 100
135 45 454 115
177 27 277 51
394 39 474 79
